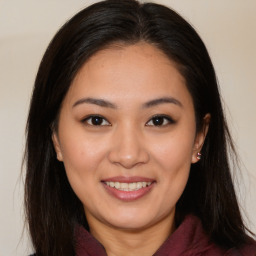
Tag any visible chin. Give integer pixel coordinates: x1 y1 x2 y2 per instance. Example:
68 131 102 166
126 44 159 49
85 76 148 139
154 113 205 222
108 219 153 231
102 209 167 231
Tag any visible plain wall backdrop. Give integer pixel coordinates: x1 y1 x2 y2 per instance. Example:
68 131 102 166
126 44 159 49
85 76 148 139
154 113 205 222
0 0 255 255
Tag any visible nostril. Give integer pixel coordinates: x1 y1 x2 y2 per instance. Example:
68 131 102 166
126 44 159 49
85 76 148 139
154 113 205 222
107 147 150 169
107 129 150 168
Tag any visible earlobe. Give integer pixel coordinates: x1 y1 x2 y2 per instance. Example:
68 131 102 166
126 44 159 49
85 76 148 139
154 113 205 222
52 132 63 161
191 114 211 163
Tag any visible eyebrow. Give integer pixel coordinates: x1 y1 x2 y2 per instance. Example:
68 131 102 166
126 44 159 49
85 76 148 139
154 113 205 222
72 96 182 109
72 97 117 108
142 97 183 108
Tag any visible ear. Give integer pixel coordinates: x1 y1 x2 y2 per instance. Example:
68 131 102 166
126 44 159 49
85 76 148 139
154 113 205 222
52 132 63 161
191 114 210 163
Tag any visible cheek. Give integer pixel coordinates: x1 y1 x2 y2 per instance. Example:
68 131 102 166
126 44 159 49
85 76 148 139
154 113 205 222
59 136 108 209
151 131 195 171
59 132 108 187
152 137 192 210
149 126 195 201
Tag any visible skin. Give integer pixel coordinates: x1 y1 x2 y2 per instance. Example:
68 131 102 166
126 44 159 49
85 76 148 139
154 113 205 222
52 42 210 256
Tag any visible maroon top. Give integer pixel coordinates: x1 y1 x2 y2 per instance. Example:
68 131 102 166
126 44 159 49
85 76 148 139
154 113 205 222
75 215 256 256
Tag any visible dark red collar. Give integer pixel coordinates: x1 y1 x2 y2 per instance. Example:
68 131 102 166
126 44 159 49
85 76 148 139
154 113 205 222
75 215 255 256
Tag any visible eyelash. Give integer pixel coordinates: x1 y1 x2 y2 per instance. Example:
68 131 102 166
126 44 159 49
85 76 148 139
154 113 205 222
82 115 111 126
146 115 175 127
82 114 175 127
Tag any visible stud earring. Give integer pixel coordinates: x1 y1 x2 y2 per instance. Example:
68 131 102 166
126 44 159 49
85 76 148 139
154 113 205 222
196 152 202 160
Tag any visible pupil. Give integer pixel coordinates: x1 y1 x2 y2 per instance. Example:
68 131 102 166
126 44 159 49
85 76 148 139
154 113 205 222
92 116 103 125
153 117 163 126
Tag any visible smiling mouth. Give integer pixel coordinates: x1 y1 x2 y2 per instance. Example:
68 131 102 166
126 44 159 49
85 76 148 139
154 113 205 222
104 181 152 191
102 177 155 201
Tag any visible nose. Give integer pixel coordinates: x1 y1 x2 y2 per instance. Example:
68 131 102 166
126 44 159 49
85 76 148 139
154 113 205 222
108 124 150 169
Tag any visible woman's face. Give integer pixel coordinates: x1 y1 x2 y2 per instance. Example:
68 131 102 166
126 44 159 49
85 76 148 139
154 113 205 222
53 43 206 231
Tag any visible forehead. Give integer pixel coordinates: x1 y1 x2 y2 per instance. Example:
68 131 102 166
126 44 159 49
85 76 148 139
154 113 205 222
65 42 192 108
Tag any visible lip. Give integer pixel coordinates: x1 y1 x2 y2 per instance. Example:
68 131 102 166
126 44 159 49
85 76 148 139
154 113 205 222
101 176 155 202
102 176 155 183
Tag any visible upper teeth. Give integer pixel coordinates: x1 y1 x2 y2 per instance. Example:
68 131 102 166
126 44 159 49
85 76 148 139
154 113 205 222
105 181 152 191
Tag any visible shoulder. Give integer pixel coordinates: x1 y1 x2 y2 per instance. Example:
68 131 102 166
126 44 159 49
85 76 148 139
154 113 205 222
155 215 256 256
225 242 256 256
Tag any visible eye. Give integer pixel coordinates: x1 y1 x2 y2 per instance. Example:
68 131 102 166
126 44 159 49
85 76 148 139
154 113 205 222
146 115 175 126
83 115 111 126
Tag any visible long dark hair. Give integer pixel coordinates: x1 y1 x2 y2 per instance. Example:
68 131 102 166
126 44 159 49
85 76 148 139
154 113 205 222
24 0 253 254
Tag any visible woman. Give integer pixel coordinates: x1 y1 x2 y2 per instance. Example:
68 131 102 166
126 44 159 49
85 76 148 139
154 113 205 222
25 0 256 255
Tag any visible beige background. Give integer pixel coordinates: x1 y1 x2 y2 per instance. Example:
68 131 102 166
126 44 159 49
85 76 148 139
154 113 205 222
0 0 255 255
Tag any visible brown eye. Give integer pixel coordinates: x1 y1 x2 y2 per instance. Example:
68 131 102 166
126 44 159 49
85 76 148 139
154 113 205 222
146 115 174 126
83 115 110 126
152 116 164 126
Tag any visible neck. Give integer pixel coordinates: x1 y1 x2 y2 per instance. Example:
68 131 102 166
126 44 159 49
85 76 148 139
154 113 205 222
87 214 175 256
